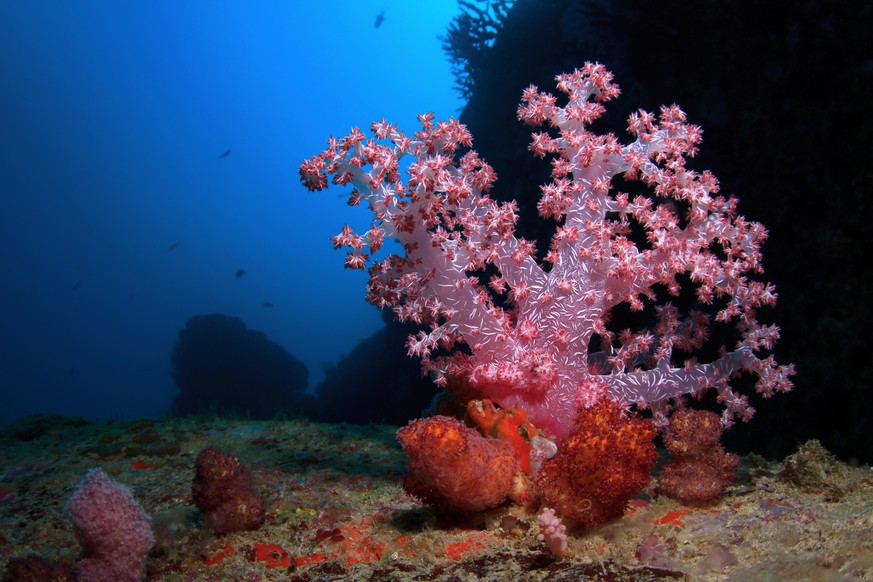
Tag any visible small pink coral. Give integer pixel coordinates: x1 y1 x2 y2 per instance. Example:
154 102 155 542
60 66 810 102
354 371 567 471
534 399 657 527
64 468 154 582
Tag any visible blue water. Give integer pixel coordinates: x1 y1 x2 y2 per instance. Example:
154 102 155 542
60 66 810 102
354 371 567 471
0 1 463 425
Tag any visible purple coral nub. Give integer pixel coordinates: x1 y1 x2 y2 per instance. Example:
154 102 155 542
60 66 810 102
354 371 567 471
192 445 265 534
64 468 154 582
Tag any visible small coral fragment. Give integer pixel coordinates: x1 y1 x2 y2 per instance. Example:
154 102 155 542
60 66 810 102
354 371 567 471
537 507 569 557
397 416 519 513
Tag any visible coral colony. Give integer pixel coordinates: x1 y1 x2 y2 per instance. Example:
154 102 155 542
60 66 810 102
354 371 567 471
192 446 266 535
65 469 154 582
300 63 794 528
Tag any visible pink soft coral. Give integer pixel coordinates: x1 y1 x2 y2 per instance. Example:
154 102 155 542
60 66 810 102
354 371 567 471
64 468 154 582
300 62 793 439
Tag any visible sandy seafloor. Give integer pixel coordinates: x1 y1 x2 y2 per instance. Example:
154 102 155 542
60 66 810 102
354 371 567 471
1 413 872 581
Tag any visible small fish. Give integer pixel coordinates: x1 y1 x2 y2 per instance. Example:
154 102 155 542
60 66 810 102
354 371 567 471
72 282 81 291
375 10 386 28
167 241 180 252
218 149 231 159
235 268 246 279
262 301 274 308
69 366 76 375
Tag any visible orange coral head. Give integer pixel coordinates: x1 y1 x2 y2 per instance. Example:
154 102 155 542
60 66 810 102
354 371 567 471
534 398 657 527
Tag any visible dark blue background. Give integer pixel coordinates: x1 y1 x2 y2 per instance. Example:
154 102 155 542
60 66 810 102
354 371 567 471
0 1 462 424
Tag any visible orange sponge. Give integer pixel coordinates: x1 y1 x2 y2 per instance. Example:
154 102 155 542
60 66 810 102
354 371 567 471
397 416 519 513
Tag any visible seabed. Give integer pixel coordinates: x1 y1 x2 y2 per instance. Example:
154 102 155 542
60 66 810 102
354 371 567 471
1 413 872 581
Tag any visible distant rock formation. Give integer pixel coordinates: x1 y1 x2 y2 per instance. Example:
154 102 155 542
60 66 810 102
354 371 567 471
309 310 437 426
170 314 310 419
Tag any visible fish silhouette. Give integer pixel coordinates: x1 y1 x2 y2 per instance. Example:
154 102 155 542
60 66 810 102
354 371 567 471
167 242 179 252
375 10 386 28
218 149 231 159
262 301 274 308
235 269 246 279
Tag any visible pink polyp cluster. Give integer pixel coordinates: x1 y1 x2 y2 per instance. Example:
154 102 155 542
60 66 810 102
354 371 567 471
300 62 794 439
